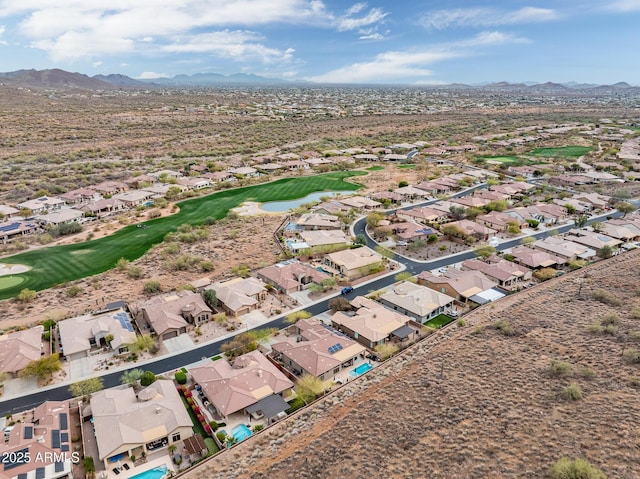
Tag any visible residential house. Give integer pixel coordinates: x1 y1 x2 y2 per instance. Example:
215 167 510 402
256 260 331 294
123 174 158 189
392 222 437 242
599 223 640 242
450 196 491 209
331 296 416 348
417 269 501 305
0 205 19 218
229 166 259 177
58 187 98 205
396 206 449 224
79 198 125 217
190 350 294 424
0 220 39 243
0 401 74 479
134 291 212 340
393 186 432 202
206 277 267 317
509 246 566 269
532 236 596 260
380 281 455 323
0 326 43 377
605 216 640 238
446 220 497 240
324 247 384 279
149 169 183 180
572 193 611 210
336 196 381 211
90 380 193 469
303 157 333 167
271 318 366 382
552 198 593 214
17 196 65 215
92 181 128 196
112 190 154 208
177 177 213 190
35 208 84 226
414 180 452 196
353 153 379 161
461 258 532 291
281 160 310 171
203 171 235 182
57 308 137 361
256 163 284 174
383 153 408 161
489 182 535 197
298 229 351 248
563 229 622 255
296 213 343 230
476 211 524 232
311 201 352 216
369 191 404 204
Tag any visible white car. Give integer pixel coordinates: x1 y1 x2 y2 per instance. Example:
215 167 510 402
438 267 448 273
397 240 408 246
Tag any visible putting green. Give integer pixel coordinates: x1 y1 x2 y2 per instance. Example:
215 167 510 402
0 276 25 290
480 156 521 164
529 146 593 158
0 171 366 300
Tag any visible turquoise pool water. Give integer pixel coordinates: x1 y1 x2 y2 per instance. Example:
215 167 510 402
261 191 353 212
129 464 168 479
232 424 253 442
350 363 373 377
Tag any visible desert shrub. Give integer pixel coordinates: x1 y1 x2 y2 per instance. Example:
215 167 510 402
562 382 583 401
147 209 161 219
128 266 143 279
592 289 621 306
603 325 617 336
456 319 466 328
495 319 515 336
252 424 264 432
587 323 604 335
17 288 37 303
549 360 573 377
66 285 83 297
534 268 557 281
471 325 485 335
49 222 82 238
140 371 156 387
622 348 640 364
548 457 605 479
628 377 640 389
143 280 162 294
174 371 187 385
630 307 640 319
576 366 595 380
116 257 129 271
600 312 620 326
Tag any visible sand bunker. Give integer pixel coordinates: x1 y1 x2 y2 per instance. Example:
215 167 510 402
0 263 31 276
231 202 280 217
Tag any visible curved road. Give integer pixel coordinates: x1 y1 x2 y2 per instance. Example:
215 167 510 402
0 190 627 415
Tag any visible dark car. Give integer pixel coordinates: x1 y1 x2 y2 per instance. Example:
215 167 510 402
341 286 354 295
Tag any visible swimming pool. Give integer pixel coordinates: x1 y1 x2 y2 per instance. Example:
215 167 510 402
231 424 253 442
350 363 373 377
129 464 168 479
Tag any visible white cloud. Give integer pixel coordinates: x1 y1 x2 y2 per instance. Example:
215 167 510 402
337 6 388 32
607 0 640 11
308 30 521 84
0 25 5 35
346 2 367 16
0 0 330 60
421 6 557 30
136 71 170 79
359 32 383 40
92 61 103 67
162 30 294 64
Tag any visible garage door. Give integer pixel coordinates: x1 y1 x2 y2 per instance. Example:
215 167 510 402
163 331 178 340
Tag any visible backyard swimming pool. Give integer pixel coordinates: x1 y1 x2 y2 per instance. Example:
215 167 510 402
350 363 373 377
231 424 253 442
261 191 353 212
130 464 168 479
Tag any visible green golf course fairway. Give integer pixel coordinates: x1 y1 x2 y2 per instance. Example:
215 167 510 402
0 171 365 300
529 146 593 158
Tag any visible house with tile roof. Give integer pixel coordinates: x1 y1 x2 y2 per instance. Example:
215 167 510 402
324 247 384 279
380 281 455 323
417 269 500 304
256 260 331 294
0 326 43 377
206 277 267 317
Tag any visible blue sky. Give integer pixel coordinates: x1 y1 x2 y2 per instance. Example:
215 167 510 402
0 0 638 84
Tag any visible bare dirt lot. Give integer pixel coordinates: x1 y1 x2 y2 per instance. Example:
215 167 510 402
186 250 640 479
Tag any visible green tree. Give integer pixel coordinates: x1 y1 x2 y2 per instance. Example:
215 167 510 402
520 236 535 247
598 244 614 259
286 310 312 324
507 221 521 235
441 224 466 240
474 245 496 260
617 201 636 217
398 180 409 187
69 377 104 398
202 288 218 309
120 368 144 387
165 186 183 201
375 244 394 261
591 221 603 232
484 200 508 212
220 331 260 358
295 374 325 404
565 204 576 215
174 371 187 385
328 297 353 312
394 272 415 282
366 212 384 228
126 334 156 354
19 354 61 380
448 205 466 220
575 214 588 228
354 233 367 246
140 371 156 387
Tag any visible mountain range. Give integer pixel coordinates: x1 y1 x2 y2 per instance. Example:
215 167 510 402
0 68 637 91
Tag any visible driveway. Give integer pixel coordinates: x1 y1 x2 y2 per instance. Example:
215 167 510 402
70 357 92 380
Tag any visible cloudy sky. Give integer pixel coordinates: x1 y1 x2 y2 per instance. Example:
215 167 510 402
0 0 638 84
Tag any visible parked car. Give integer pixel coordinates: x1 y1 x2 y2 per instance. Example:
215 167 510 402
341 286 354 295
437 266 448 273
396 240 408 246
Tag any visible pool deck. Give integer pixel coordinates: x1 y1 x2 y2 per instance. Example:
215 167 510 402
102 454 175 479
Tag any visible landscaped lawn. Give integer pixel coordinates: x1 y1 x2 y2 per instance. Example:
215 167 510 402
397 164 417 169
286 397 305 414
479 155 522 164
365 166 385 171
0 171 365 299
529 146 593 158
424 314 456 329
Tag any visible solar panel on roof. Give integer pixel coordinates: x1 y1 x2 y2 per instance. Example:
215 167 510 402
327 343 344 354
35 467 45 479
59 413 68 430
60 432 69 442
3 449 30 470
17 474 27 479
52 430 60 449
54 462 65 473
61 444 70 452
0 222 20 233
23 426 33 439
